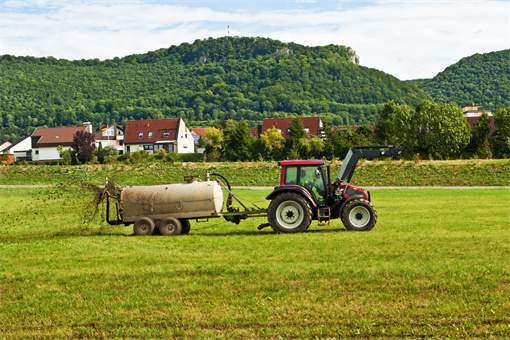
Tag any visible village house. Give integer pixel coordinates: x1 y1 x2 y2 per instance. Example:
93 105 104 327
1 136 32 164
124 118 195 154
31 123 93 161
462 106 497 138
93 123 125 153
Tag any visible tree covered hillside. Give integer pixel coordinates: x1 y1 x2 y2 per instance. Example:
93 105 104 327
1 37 430 142
410 50 509 110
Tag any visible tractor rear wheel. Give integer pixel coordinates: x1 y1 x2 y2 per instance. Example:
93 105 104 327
134 217 156 236
159 217 182 236
341 199 377 231
268 192 313 233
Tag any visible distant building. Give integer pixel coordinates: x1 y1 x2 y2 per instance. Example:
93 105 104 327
2 136 32 163
190 128 208 145
124 118 194 154
462 105 492 117
93 123 124 154
462 106 496 138
31 123 93 161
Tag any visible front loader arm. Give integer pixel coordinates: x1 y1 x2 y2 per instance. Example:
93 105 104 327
336 145 405 184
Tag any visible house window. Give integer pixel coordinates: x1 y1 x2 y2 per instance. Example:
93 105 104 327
143 145 154 151
163 131 169 137
35 150 39 155
277 129 282 133
148 132 153 137
103 128 114 136
183 145 188 149
138 132 143 138
304 128 309 133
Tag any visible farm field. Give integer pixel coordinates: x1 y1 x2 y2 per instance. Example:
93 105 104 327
1 186 509 339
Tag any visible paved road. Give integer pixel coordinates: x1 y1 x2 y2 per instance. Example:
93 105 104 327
232 186 509 190
1 185 508 190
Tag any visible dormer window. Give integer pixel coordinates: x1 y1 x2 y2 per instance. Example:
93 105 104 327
139 132 143 138
55 136 60 139
163 131 169 137
148 132 153 137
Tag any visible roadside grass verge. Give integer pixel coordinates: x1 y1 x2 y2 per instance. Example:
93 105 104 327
1 187 508 339
0 158 509 186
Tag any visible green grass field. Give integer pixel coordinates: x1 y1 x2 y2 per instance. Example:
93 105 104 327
1 187 509 339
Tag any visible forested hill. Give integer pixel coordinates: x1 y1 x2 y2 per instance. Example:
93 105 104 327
410 50 509 110
1 36 430 142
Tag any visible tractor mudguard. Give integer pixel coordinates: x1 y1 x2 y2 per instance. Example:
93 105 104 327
266 185 317 208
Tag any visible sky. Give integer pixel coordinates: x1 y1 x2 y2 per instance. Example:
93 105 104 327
1 0 508 80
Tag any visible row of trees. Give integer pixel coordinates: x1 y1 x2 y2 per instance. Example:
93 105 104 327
50 99 507 165
377 101 509 159
196 100 509 162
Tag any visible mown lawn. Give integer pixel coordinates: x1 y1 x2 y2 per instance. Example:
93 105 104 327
1 187 509 339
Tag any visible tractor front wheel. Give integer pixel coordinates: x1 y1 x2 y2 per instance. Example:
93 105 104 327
341 199 377 231
268 192 313 233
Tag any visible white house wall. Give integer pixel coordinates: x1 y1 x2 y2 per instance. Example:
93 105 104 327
176 119 195 153
9 137 32 161
33 147 60 161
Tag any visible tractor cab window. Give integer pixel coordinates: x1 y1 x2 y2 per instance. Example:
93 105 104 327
284 165 325 203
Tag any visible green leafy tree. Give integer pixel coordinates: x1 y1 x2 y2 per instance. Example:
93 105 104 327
468 111 492 158
288 116 305 140
223 119 252 161
260 127 285 160
376 101 416 150
415 101 471 158
492 107 510 158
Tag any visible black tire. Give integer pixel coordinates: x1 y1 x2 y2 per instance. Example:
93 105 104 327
179 219 191 235
268 192 313 233
159 217 182 236
341 199 377 231
133 217 156 236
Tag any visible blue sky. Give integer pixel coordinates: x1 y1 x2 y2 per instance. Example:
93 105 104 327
1 0 508 80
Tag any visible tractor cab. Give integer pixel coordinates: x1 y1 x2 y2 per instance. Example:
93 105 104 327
278 160 332 206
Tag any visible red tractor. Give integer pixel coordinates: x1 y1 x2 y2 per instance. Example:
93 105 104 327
263 145 404 233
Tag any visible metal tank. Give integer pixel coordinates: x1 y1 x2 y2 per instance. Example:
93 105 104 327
119 180 224 223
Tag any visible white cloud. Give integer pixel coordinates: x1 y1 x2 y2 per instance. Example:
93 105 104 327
1 0 508 79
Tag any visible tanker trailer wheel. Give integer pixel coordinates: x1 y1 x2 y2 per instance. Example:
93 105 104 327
133 217 156 236
159 217 182 236
268 192 312 233
179 219 191 235
341 199 377 231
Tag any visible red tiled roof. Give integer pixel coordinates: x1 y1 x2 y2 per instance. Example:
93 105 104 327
124 119 180 144
261 117 321 139
191 128 208 137
32 126 87 147
249 126 261 138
